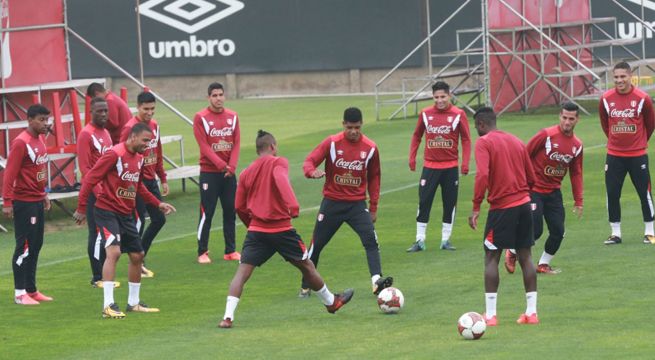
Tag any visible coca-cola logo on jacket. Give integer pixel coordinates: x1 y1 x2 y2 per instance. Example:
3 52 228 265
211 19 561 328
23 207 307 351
335 158 364 171
209 127 233 137
610 108 636 118
548 152 574 164
35 154 48 165
425 124 451 134
120 171 141 182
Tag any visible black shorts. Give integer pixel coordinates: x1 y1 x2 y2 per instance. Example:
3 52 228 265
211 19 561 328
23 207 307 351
94 207 144 254
483 202 534 250
240 229 308 267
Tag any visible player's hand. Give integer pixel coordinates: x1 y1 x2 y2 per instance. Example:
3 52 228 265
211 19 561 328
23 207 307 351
461 166 469 176
44 197 51 211
369 211 377 223
2 206 13 219
161 182 170 196
468 210 479 230
289 206 300 218
409 160 416 172
224 165 234 178
159 202 177 215
73 210 86 225
310 169 325 178
573 205 583 219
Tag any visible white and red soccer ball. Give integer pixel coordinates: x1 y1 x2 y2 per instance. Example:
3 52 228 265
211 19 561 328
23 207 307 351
376 287 404 314
457 312 486 340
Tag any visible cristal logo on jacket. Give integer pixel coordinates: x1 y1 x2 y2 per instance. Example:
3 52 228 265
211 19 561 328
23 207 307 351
548 152 574 164
35 154 48 165
120 171 141 182
37 170 47 182
209 127 233 137
334 172 362 187
144 153 157 166
335 158 364 171
425 124 452 134
544 165 567 177
610 108 636 118
427 136 454 149
611 120 637 134
212 140 233 152
116 185 137 199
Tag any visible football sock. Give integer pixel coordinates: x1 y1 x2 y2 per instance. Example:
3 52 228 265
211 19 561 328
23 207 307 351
15 289 26 297
128 282 141 307
224 296 240 320
315 285 335 306
416 222 427 242
508 249 517 255
371 274 381 286
610 222 621 237
441 222 453 243
103 281 115 308
645 221 654 236
538 252 554 265
526 291 537 314
485 293 497 317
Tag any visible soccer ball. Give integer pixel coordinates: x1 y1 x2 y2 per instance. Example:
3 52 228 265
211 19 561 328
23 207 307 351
376 287 404 314
457 312 486 340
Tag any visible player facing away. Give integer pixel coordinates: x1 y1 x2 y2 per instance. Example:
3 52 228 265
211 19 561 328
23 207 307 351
504 102 583 275
298 107 392 298
468 107 539 326
218 130 354 328
407 81 471 252
193 82 241 263
74 123 176 319
2 104 54 305
120 91 169 278
77 97 118 288
599 61 655 245
86 82 132 145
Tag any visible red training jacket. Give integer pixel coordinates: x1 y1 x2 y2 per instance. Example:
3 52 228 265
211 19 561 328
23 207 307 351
120 117 166 183
77 123 112 177
105 91 132 145
2 131 48 207
193 107 240 173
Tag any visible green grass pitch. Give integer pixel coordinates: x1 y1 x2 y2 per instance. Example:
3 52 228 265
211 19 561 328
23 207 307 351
1 96 654 359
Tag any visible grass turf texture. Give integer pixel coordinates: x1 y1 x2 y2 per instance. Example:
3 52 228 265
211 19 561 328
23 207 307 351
1 96 654 359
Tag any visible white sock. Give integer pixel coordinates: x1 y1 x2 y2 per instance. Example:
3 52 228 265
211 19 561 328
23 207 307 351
371 274 381 286
441 222 453 243
103 281 115 308
315 284 335 306
416 222 427 242
610 222 621 237
128 282 141 307
508 249 517 255
526 291 537 314
224 296 240 320
485 293 497 317
15 289 26 297
645 221 654 236
538 252 554 265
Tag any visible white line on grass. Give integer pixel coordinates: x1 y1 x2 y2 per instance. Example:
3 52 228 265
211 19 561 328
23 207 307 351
0 142 608 276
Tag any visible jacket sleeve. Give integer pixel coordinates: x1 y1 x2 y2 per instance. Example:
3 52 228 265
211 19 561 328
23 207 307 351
642 96 655 140
155 128 167 183
119 120 133 143
367 147 381 213
599 96 610 138
137 180 162 207
472 140 489 212
408 115 425 170
459 112 472 173
235 172 250 227
303 137 330 177
228 115 240 171
77 151 117 213
1 139 26 207
77 131 93 178
193 113 227 171
570 146 584 207
273 158 300 217
526 129 547 160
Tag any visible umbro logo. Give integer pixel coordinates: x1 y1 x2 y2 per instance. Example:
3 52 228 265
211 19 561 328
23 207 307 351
139 0 245 34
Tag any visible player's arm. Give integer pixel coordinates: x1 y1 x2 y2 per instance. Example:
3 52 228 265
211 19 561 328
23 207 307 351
469 140 489 229
522 145 536 189
303 137 330 178
408 114 425 171
526 129 547 160
193 114 228 171
599 97 610 138
155 132 168 188
1 139 26 216
273 158 300 218
118 100 132 129
226 115 240 176
76 131 93 177
234 174 251 227
74 151 117 222
119 122 132 143
367 148 381 218
459 112 472 175
570 146 584 218
642 96 655 140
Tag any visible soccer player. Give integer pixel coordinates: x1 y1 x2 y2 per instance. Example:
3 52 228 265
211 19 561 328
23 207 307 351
468 107 539 326
407 81 471 252
599 61 655 245
193 82 241 263
218 130 354 328
2 104 54 305
77 97 117 288
298 107 392 298
73 123 176 319
505 102 583 275
120 91 168 278
86 82 132 144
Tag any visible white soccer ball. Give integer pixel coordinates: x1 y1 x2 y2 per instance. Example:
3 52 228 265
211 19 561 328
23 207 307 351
376 287 404 314
457 312 486 340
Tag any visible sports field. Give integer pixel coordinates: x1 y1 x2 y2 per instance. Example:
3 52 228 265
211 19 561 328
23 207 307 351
1 96 653 359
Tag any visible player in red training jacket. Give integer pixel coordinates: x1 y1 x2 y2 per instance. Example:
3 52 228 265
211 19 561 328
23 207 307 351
407 81 471 252
86 82 131 144
599 61 655 245
193 82 241 264
298 107 392 298
2 104 53 305
504 102 583 275
74 123 176 319
468 107 539 326
77 97 114 288
218 130 354 329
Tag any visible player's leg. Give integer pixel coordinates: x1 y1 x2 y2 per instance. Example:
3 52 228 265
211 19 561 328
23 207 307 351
86 193 104 286
140 180 166 277
605 154 628 244
24 200 49 301
300 199 343 293
12 201 41 305
408 167 440 251
94 208 124 318
515 203 538 324
120 215 158 313
197 172 221 261
346 201 392 295
626 155 655 243
538 190 565 273
218 175 238 259
438 167 459 250
483 248 501 325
